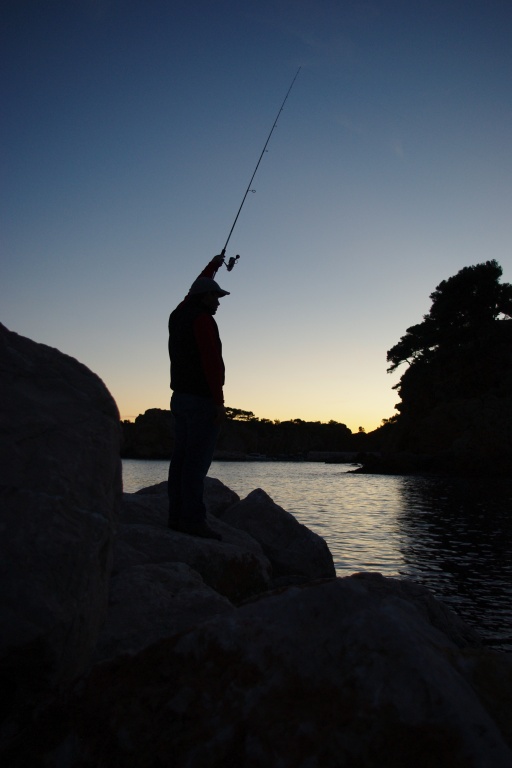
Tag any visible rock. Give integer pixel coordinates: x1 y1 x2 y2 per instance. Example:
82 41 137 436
98 478 339 660
133 476 240 518
89 485 270 663
113 494 272 603
121 488 169 525
351 571 483 648
134 480 169 495
214 487 336 580
0 324 122 737
27 575 512 767
93 562 234 663
204 476 241 516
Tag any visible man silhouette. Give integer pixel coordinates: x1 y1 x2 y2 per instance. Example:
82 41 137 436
167 254 229 539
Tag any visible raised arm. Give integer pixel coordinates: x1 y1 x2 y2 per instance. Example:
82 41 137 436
197 254 225 281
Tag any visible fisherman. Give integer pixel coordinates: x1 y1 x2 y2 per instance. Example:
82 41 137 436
167 254 229 540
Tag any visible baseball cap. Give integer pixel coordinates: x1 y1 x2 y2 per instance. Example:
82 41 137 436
189 277 230 297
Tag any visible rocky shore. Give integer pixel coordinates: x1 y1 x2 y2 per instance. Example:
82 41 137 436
2 321 512 767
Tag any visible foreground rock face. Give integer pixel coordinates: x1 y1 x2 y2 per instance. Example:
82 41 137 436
29 575 512 768
3 325 512 768
0 324 122 712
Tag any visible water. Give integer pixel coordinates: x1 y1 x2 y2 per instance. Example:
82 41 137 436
122 459 512 652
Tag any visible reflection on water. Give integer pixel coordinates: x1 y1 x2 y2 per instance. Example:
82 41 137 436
396 476 512 651
122 459 512 651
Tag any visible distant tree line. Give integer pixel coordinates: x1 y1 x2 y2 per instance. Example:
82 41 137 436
218 409 361 458
120 408 371 460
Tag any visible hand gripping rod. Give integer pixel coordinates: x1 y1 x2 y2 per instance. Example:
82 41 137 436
222 67 301 270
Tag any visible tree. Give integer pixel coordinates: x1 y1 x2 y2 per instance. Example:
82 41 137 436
387 260 512 373
225 407 258 422
387 260 512 419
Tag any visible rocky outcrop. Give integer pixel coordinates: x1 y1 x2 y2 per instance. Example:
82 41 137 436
94 478 335 662
23 575 512 768
214 487 336 582
3 324 512 767
0 323 122 731
111 490 273 606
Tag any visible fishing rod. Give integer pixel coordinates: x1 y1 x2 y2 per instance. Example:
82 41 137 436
221 66 301 271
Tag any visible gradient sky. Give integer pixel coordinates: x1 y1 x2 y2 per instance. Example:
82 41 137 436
2 0 511 432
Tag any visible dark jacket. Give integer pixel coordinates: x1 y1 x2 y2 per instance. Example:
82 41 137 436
168 259 225 405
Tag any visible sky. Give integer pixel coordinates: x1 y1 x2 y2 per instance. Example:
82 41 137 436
2 0 511 433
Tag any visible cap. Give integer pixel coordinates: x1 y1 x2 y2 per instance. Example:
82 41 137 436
189 277 230 297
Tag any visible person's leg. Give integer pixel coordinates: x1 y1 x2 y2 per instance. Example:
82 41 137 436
178 394 220 528
168 393 221 538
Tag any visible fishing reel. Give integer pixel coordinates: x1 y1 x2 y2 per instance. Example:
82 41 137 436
225 254 240 272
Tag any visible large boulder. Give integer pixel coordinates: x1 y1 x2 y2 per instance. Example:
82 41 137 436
213 487 336 581
0 324 122 724
25 575 512 767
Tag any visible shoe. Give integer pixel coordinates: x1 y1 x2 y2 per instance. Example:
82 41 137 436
181 522 222 541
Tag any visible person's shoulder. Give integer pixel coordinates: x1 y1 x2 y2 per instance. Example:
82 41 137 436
172 297 210 322
171 296 193 313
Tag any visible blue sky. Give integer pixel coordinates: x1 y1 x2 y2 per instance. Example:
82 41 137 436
2 0 511 431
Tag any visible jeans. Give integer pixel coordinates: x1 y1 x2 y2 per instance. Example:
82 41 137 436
167 392 220 527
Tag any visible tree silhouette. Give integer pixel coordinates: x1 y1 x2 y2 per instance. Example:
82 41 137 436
386 261 512 422
387 260 512 373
